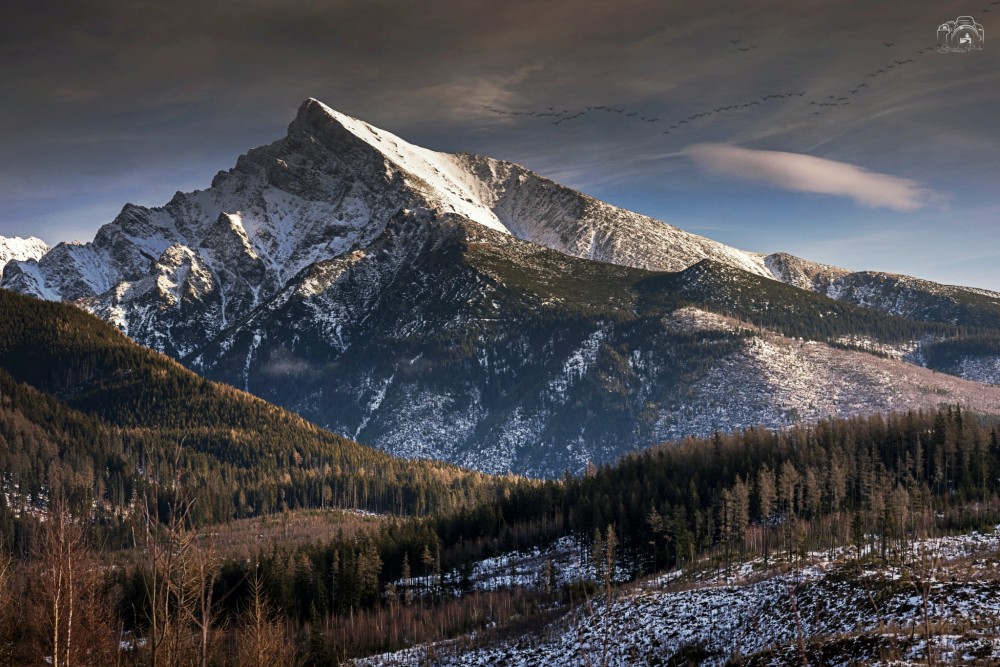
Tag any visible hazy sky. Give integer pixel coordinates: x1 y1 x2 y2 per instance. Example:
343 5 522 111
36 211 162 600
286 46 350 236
2 0 998 289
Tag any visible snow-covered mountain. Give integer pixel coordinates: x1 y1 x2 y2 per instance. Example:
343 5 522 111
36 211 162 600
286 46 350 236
0 236 48 277
1 99 769 346
4 98 1000 475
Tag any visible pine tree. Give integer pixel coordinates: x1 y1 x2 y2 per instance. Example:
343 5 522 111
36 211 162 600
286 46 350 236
591 527 604 583
400 553 413 606
646 506 664 571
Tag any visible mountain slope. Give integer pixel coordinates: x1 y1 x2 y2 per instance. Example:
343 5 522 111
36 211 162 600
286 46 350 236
181 212 1000 476
8 101 997 337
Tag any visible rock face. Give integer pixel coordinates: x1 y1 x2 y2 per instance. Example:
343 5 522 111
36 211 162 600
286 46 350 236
4 98 1000 476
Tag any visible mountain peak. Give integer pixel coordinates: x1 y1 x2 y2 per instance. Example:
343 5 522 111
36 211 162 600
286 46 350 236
293 97 355 131
291 97 399 153
290 98 514 235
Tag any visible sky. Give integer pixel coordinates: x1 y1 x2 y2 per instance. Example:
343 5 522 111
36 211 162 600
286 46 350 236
1 0 998 289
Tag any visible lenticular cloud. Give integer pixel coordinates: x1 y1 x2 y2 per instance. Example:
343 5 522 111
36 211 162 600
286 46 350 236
683 143 932 211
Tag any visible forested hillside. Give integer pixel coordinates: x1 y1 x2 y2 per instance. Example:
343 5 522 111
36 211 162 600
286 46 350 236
0 288 516 548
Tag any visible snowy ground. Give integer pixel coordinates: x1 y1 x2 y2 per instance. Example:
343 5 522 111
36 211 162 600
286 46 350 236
359 527 1000 666
394 536 632 601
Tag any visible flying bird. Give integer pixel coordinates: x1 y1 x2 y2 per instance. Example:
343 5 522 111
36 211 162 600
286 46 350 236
730 39 741 44
884 42 895 47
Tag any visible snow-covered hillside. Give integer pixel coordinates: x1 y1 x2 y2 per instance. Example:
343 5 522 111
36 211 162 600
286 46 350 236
360 528 1000 666
0 235 48 277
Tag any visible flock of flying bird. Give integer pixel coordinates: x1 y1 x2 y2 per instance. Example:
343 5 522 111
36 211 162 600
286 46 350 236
479 14 992 140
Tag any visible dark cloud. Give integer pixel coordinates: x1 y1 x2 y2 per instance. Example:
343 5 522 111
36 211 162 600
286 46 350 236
1 0 998 288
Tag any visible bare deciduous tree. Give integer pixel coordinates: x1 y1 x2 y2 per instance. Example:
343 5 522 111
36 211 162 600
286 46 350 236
35 502 116 667
237 566 297 667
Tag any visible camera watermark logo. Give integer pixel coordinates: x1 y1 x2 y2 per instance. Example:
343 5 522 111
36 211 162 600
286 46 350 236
937 16 985 52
